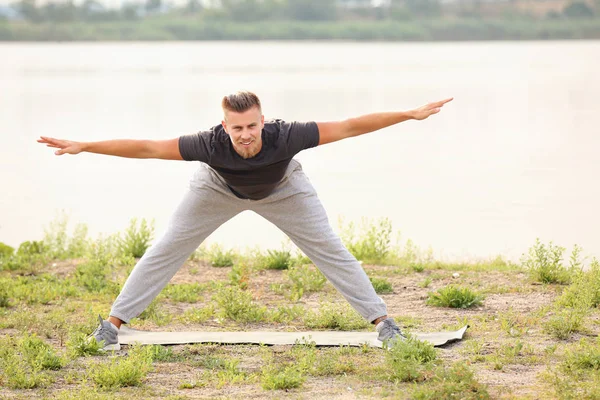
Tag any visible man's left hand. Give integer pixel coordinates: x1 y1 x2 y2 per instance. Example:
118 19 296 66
410 98 454 121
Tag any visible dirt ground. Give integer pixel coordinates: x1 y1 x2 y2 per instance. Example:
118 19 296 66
1 258 596 399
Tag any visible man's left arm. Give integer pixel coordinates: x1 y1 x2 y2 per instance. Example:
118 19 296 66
317 98 453 146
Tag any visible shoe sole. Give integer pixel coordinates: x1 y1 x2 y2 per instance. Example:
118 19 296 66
100 343 121 351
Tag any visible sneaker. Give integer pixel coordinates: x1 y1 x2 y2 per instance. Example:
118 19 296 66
376 318 406 345
90 315 120 351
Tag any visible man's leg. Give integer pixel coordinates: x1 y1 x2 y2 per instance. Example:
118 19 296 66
109 166 244 325
251 164 388 324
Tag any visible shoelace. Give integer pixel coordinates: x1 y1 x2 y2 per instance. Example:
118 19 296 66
381 322 403 338
92 324 107 337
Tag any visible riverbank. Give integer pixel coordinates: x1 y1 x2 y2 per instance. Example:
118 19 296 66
2 17 600 41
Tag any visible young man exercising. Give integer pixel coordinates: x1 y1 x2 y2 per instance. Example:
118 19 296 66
38 91 453 350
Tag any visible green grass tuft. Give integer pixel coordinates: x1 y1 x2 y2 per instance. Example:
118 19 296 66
427 285 484 309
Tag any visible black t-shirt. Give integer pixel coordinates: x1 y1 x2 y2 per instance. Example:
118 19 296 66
179 119 320 200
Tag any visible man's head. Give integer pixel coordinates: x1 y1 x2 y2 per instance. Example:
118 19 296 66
221 91 264 159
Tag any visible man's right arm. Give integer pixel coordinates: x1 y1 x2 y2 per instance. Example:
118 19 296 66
37 137 183 160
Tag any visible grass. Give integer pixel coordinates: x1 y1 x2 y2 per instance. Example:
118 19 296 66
1 216 599 398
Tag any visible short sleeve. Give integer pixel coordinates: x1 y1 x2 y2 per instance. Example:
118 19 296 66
178 131 212 162
282 121 320 155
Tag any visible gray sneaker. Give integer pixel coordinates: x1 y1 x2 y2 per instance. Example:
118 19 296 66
377 318 406 345
90 315 120 351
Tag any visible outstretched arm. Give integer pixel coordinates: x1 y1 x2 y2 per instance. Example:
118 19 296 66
37 137 183 160
316 98 453 146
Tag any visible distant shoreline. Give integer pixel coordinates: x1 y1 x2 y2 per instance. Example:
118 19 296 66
2 18 600 41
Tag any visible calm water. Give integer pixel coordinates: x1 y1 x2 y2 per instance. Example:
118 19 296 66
1 41 598 262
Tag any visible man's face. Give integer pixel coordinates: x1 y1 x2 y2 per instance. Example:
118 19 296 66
222 106 264 159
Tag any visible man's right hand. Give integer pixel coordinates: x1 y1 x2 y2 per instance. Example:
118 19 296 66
37 136 183 160
38 136 83 156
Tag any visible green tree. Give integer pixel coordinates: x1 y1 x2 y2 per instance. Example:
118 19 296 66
145 0 162 13
16 0 43 22
283 0 336 21
563 1 595 18
221 0 277 22
184 0 202 15
405 0 441 17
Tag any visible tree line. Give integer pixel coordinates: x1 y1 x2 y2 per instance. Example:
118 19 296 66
4 0 598 24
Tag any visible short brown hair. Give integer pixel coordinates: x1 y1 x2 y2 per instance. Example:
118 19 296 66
221 91 262 114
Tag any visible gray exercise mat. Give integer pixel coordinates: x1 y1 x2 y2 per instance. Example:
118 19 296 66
119 325 468 348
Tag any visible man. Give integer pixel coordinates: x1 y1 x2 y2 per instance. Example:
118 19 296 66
38 91 452 350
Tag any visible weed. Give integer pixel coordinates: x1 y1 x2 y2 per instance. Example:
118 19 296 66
304 303 369 330
418 277 432 288
261 364 305 390
179 305 215 324
0 242 14 259
544 307 587 340
20 334 64 370
268 305 305 323
385 334 438 382
163 282 206 303
88 344 154 388
213 285 267 323
498 308 530 337
0 334 60 389
0 286 9 307
208 244 236 267
75 260 119 294
286 264 326 299
264 249 292 270
8 274 79 305
555 258 600 309
521 239 578 284
229 262 251 289
43 212 89 259
460 339 487 363
370 276 393 294
117 218 154 258
427 285 484 309
67 332 104 357
412 362 490 399
412 263 425 272
562 338 600 373
339 217 393 264
137 298 172 326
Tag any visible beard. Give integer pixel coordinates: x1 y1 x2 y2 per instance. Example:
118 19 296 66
234 141 261 159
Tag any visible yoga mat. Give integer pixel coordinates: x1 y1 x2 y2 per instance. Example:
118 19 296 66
119 325 468 348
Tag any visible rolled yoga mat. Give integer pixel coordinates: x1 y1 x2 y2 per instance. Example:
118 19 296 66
119 325 468 348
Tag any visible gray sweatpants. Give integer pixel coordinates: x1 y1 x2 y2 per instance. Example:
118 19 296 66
110 160 387 324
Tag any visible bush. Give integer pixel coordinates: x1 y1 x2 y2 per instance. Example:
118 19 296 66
427 286 484 309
